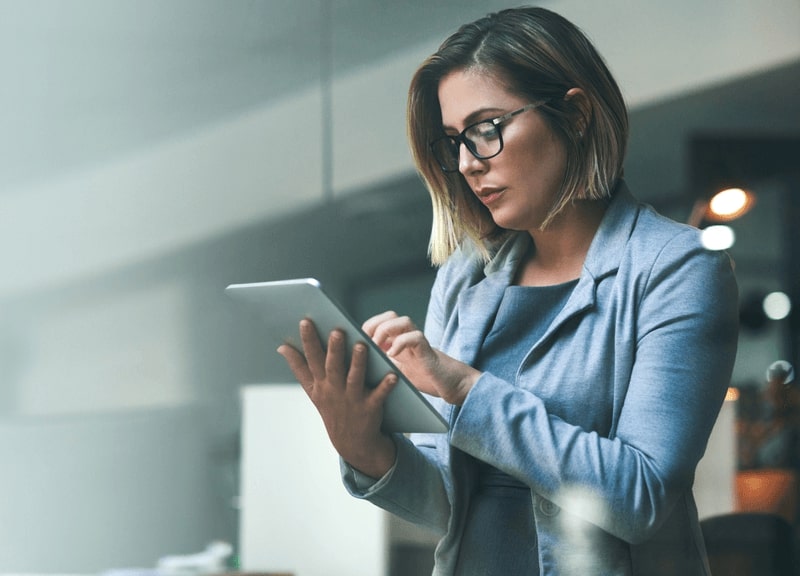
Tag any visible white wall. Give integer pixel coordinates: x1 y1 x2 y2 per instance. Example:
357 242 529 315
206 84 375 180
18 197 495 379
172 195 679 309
14 279 190 415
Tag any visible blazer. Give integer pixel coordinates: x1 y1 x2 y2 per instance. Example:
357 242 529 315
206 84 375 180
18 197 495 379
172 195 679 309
342 182 739 575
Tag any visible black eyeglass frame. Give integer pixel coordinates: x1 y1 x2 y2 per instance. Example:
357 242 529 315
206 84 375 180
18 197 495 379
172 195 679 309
429 101 546 173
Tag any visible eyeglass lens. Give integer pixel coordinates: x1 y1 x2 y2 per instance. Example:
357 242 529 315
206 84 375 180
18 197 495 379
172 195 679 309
432 121 503 172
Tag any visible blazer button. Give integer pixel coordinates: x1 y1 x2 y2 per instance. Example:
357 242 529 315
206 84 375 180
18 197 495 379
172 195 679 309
539 498 560 517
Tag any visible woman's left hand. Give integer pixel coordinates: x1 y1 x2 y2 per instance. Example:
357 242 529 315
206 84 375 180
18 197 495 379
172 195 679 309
362 311 481 406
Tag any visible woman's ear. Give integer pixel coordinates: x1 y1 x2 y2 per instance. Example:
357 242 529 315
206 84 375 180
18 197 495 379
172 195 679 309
564 87 591 137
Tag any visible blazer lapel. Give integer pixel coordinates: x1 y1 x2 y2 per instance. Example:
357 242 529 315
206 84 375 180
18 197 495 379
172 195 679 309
532 181 641 347
448 181 640 365
451 233 530 365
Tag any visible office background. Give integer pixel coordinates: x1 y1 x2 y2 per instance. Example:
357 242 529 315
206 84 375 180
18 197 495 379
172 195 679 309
1 0 800 572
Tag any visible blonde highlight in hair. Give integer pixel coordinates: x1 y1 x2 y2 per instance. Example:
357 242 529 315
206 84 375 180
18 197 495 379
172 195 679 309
407 6 628 265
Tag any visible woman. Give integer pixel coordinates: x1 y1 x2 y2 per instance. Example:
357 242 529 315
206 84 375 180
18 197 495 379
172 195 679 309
278 6 738 575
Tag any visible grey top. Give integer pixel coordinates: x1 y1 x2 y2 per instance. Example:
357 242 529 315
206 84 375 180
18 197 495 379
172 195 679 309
477 281 579 383
454 281 578 575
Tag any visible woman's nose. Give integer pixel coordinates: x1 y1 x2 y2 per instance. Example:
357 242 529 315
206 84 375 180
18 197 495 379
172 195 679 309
458 142 487 175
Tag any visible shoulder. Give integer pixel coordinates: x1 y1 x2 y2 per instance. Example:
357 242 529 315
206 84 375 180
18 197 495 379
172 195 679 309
618 195 737 314
609 183 726 271
614 182 701 250
631 204 701 260
593 183 736 299
631 203 732 276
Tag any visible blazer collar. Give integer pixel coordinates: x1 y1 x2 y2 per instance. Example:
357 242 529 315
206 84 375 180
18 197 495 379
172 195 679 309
582 180 640 282
451 180 640 365
451 233 527 364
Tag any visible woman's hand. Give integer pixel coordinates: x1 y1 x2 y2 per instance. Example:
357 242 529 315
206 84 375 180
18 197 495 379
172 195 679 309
277 319 398 479
362 311 480 406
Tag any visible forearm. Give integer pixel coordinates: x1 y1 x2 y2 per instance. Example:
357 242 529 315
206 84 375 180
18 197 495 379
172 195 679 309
450 373 694 543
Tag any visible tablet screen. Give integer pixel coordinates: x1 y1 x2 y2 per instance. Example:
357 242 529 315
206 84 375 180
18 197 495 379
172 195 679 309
226 278 448 434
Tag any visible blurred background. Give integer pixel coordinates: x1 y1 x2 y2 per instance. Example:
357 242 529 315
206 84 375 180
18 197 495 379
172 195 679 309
1 0 799 574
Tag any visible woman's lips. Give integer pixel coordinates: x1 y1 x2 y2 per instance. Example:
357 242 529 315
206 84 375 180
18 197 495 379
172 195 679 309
476 187 505 206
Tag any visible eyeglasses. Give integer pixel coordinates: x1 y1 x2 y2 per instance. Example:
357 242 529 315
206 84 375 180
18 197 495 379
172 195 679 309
430 102 545 173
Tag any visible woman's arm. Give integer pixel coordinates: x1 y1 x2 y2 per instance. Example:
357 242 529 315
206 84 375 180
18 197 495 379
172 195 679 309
448 232 738 543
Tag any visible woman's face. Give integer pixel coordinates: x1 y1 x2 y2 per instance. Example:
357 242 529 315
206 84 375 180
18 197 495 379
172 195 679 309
437 68 568 232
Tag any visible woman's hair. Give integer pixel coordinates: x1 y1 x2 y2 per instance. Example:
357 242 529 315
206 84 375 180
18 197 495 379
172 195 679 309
408 6 628 265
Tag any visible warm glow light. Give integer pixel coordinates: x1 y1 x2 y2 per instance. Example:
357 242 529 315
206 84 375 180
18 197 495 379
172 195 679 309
725 387 740 402
763 291 792 321
700 225 735 251
710 188 747 216
707 187 755 221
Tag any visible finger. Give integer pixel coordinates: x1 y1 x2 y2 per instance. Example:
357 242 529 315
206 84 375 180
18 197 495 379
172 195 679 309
373 316 417 352
367 372 399 410
277 344 314 392
325 329 347 388
345 342 369 397
361 310 399 338
299 319 327 380
386 328 427 358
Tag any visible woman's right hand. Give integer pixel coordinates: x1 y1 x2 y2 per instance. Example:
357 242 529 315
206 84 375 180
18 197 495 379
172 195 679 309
363 311 480 406
276 318 398 479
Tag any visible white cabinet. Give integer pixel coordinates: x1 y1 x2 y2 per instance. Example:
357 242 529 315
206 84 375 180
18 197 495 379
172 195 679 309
239 384 388 576
694 397 737 519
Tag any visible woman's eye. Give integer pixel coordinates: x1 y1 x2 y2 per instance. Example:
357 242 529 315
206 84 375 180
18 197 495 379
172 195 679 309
470 122 500 140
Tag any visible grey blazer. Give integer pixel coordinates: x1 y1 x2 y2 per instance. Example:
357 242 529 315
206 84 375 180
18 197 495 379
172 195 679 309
343 182 739 575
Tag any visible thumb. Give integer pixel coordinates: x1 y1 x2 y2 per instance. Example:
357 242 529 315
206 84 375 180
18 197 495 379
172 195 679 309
368 372 399 408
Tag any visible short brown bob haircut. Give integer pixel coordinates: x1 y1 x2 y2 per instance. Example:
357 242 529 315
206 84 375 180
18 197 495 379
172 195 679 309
408 6 628 265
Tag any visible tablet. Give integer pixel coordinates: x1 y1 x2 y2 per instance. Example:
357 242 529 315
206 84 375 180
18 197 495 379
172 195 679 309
225 278 448 434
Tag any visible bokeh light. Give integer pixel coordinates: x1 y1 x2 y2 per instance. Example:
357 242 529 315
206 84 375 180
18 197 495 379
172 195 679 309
700 225 735 251
763 291 791 321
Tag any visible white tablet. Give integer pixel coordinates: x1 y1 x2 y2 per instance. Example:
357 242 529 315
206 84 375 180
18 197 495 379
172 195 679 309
225 278 448 434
